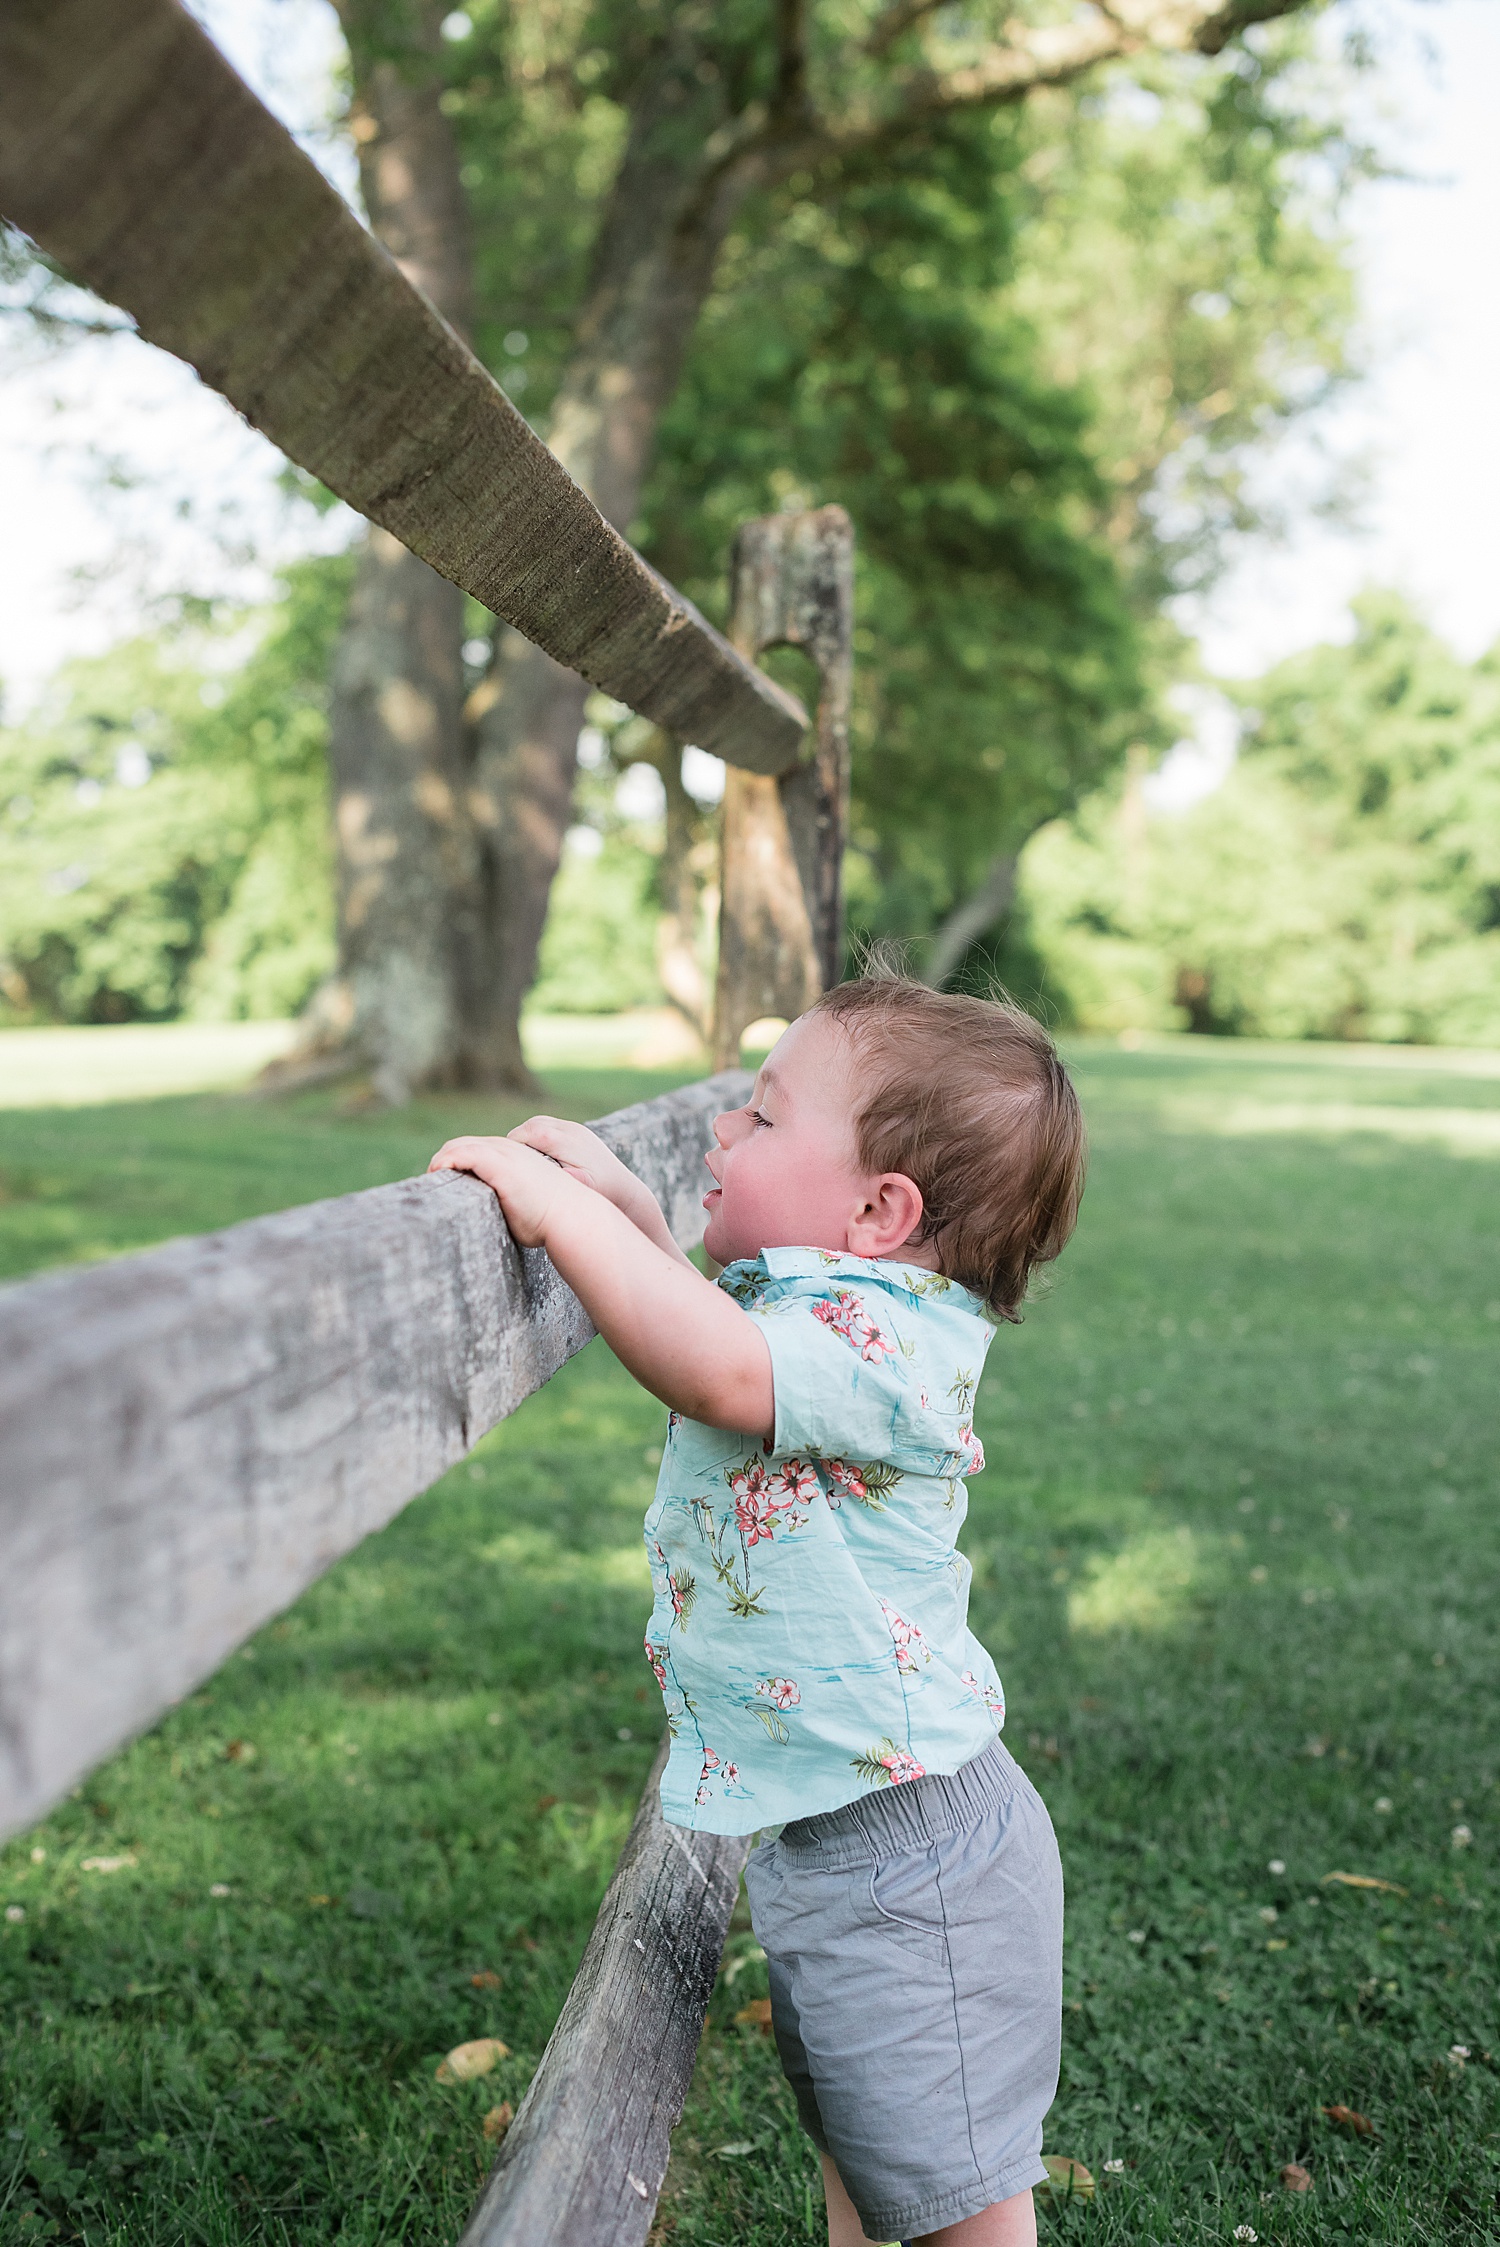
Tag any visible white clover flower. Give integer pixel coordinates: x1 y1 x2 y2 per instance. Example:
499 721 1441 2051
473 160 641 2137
1449 2044 1471 2065
4 1905 24 1923
1451 1825 1473 1849
1374 1798 1393 1814
1103 2157 1125 2174
1259 1906 1278 1924
1127 1928 1146 1943
209 1883 232 1898
1234 2227 1258 2242
1268 1859 1285 1874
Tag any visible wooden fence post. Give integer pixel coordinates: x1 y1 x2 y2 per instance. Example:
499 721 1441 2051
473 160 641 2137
712 507 855 1067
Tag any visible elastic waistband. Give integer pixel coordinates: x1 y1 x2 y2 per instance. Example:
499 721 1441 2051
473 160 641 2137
776 1737 1023 1867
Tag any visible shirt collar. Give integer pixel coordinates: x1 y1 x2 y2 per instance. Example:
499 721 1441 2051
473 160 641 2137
723 1245 988 1316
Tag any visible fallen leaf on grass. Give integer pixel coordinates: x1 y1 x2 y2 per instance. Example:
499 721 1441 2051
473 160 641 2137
714 2142 755 2158
734 1998 773 2033
80 1855 137 1874
1322 2105 1374 2136
1321 1871 1408 1897
481 2101 514 2143
471 1969 502 1990
1280 2163 1313 2192
436 2037 510 2083
1037 2156 1094 2206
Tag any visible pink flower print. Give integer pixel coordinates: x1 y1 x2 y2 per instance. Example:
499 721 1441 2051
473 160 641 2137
722 1762 741 1787
644 1638 667 1689
695 1746 722 1806
878 1596 931 1674
852 1737 927 1784
769 1457 819 1524
958 1424 986 1473
728 1462 778 1545
962 1668 1005 1722
812 1288 895 1363
755 1676 801 1710
825 1457 868 1504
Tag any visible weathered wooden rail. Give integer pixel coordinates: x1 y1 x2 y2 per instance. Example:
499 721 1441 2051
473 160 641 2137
0 0 806 775
0 1076 752 2246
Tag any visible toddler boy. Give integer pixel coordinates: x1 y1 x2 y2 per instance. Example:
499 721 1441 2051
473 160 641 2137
430 976 1086 2247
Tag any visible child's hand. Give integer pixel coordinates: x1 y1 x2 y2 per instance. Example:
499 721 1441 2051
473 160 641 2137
507 1116 639 1208
427 1134 579 1248
507 1113 690 1265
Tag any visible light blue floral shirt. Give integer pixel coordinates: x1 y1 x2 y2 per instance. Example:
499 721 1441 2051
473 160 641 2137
642 1248 1006 1834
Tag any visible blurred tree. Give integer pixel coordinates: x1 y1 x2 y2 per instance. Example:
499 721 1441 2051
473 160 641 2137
1020 594 1500 1043
633 22 1364 979
0 559 352 1026
328 0 1339 1087
4 0 1361 1061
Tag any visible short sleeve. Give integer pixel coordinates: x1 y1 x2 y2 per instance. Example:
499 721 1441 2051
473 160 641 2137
756 1276 978 1476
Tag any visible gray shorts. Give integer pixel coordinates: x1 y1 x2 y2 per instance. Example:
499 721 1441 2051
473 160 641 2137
744 1738 1062 2242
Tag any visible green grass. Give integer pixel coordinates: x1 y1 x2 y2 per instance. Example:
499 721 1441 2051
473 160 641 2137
1 1037 1497 2244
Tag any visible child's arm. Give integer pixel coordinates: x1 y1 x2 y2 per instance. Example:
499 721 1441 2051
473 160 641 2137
429 1134 773 1437
502 1115 695 1267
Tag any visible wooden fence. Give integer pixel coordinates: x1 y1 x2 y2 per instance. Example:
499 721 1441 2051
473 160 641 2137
0 4 852 2240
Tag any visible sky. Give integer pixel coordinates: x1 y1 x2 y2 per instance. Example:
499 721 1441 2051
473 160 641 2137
2 0 1498 759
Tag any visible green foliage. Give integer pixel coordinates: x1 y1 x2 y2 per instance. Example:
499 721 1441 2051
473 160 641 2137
401 5 1368 952
1022 595 1500 1043
634 36 1362 946
641 112 1145 936
531 834 664 1013
1 1042 1497 2239
0 557 353 1025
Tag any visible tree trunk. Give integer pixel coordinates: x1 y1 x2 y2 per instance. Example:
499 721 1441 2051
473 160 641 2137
466 73 758 1085
287 2 477 1096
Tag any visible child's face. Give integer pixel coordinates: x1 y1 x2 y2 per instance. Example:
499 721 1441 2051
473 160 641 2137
703 1011 926 1268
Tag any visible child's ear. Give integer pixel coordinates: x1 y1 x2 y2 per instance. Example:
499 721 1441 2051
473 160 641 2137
846 1173 925 1259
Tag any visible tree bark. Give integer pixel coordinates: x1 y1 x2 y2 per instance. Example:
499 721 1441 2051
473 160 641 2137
289 1 477 1095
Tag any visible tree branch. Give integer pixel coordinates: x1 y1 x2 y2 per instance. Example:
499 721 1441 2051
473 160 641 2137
862 0 949 62
922 854 1018 989
764 0 1311 182
772 0 812 123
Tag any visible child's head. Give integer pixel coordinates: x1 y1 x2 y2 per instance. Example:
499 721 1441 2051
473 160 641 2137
703 975 1086 1319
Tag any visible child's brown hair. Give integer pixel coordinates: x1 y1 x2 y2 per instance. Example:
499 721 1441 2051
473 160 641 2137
810 976 1086 1320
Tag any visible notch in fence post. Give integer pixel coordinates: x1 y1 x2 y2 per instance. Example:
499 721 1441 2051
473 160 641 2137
711 506 855 1069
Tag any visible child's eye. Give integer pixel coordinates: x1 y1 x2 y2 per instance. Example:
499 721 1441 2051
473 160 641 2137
751 1108 770 1128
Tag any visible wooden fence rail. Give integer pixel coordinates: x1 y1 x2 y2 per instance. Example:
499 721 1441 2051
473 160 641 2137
0 1073 748 1847
0 0 807 777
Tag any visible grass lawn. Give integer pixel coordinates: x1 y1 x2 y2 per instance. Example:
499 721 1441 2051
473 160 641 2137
1 1032 1496 2244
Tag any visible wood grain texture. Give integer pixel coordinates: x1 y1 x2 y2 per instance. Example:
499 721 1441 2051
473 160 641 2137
459 1737 751 2247
0 1073 749 1844
0 0 806 776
